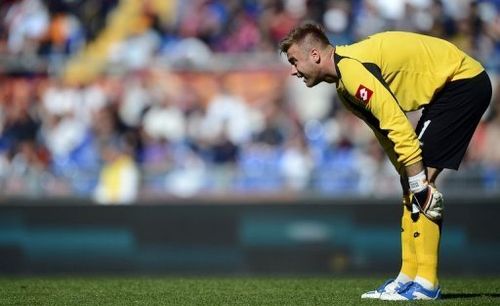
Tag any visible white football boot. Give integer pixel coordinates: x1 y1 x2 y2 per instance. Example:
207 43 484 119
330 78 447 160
380 281 441 301
361 279 406 299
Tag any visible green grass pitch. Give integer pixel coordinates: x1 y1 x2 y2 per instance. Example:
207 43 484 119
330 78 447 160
0 277 498 305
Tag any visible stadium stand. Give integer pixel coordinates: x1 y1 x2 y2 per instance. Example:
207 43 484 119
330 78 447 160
0 0 499 201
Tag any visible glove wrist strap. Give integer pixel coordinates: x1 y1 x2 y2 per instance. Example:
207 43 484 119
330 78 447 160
409 170 428 193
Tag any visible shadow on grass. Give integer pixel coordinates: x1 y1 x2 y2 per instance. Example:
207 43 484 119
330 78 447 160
442 293 500 299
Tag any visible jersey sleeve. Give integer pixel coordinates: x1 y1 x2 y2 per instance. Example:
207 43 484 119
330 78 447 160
337 57 422 168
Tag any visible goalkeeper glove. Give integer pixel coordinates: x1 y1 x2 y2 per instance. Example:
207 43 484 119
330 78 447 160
411 185 444 221
409 171 444 221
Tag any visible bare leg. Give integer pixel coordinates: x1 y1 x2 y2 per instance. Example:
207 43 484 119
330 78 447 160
426 167 443 187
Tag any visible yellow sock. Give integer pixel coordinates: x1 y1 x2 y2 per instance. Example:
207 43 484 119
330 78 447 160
414 213 442 288
400 200 417 280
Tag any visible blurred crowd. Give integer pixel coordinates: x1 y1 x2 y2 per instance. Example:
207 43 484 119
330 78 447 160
0 0 499 202
2 0 499 65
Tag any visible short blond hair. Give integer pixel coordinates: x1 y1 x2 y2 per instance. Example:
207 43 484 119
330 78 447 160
279 22 330 53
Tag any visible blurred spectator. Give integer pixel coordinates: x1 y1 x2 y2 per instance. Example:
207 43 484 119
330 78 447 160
207 122 240 192
3 0 49 55
354 0 388 39
323 0 355 45
280 134 313 191
110 28 161 69
142 99 186 143
118 73 153 128
202 77 257 145
39 11 85 56
94 137 139 204
285 75 336 124
219 7 261 52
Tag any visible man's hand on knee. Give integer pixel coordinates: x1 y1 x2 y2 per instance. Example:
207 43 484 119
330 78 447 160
408 170 444 221
412 185 444 221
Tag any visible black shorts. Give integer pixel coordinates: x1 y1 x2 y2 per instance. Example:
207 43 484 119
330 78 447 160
415 71 492 170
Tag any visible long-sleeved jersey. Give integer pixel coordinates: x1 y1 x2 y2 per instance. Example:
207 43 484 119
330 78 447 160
334 31 484 173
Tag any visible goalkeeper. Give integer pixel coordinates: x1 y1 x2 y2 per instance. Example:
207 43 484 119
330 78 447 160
279 23 492 301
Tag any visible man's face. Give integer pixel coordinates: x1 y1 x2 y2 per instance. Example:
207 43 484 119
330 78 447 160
286 43 321 88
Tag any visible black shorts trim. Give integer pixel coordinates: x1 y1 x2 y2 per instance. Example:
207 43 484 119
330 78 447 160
415 71 492 170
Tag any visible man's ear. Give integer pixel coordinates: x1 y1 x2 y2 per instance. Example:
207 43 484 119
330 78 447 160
310 48 321 63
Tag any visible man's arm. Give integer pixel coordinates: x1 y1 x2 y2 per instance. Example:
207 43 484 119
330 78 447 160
338 57 422 169
406 160 425 177
338 58 443 220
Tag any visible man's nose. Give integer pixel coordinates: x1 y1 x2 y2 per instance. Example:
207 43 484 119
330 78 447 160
290 66 298 76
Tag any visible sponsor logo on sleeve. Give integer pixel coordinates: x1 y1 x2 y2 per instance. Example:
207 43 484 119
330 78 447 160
355 84 373 104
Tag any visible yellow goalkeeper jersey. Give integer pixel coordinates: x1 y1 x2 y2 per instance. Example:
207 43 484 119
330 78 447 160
334 31 484 173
